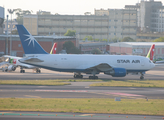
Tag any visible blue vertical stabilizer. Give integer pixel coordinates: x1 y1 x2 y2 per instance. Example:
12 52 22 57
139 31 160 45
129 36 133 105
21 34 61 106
16 25 48 54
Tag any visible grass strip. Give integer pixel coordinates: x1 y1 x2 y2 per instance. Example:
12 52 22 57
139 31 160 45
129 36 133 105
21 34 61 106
0 98 163 115
0 80 71 86
1 79 164 88
90 80 164 87
0 79 103 86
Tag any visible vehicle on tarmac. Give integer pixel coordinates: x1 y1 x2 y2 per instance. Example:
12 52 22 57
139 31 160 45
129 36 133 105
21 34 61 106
16 25 155 79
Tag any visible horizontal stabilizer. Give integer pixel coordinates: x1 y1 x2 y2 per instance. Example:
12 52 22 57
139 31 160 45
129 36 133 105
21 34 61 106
20 58 44 63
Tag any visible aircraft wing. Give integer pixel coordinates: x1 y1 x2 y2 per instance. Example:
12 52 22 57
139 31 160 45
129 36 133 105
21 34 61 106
86 63 113 72
20 57 44 63
0 61 9 67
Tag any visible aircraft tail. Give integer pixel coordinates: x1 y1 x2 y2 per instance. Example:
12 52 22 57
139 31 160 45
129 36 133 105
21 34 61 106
16 25 48 55
50 43 57 54
146 44 155 61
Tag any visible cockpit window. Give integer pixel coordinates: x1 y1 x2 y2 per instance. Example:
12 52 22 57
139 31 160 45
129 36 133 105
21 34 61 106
149 60 151 63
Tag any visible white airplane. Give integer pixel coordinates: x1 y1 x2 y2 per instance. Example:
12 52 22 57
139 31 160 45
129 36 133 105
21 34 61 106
16 25 155 79
0 55 41 73
0 41 58 73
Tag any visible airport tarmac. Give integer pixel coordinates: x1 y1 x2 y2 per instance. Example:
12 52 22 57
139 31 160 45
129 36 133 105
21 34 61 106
0 111 163 120
0 65 164 99
0 85 164 99
0 65 164 80
0 65 164 119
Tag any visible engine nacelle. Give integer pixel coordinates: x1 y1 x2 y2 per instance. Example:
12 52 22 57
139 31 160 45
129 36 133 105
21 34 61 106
104 68 126 77
8 65 16 71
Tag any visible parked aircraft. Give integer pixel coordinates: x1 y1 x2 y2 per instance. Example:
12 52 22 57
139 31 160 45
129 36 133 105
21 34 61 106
50 43 57 54
16 25 155 79
146 44 155 61
147 44 164 64
0 55 41 73
0 43 57 73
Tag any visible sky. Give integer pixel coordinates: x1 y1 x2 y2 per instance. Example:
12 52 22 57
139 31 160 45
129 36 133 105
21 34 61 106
1 0 164 19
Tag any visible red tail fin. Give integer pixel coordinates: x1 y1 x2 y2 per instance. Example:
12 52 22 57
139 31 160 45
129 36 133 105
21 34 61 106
146 44 155 61
50 43 57 54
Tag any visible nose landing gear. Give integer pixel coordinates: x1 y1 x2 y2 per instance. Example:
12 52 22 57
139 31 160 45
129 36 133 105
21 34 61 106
140 72 144 80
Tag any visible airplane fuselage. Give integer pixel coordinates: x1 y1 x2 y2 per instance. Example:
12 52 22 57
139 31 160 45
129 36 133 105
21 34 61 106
21 54 155 73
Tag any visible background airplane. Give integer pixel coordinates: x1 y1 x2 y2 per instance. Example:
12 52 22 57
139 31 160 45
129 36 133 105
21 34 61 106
50 43 57 54
146 44 155 61
16 25 155 79
147 44 164 64
0 43 57 73
0 55 41 73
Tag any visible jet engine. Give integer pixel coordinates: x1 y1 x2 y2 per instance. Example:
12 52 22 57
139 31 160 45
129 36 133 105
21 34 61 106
8 65 17 71
104 68 126 77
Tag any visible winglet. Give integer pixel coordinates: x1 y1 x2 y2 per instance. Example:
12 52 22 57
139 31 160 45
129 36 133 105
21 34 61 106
50 43 57 54
16 25 48 55
146 44 155 61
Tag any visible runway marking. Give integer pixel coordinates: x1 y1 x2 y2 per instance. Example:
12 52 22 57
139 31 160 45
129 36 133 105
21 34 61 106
85 87 90 88
24 95 41 98
35 90 88 93
129 88 137 89
80 114 95 116
107 92 143 97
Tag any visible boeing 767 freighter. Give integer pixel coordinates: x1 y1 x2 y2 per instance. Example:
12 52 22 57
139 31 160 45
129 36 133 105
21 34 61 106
16 25 155 79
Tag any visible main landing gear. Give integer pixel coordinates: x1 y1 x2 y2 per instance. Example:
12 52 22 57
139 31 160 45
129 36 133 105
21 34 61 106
36 69 41 73
20 69 25 73
74 73 83 78
20 67 25 73
89 70 98 79
89 76 98 79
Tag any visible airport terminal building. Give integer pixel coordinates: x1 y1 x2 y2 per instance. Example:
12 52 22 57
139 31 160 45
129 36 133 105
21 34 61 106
23 8 137 41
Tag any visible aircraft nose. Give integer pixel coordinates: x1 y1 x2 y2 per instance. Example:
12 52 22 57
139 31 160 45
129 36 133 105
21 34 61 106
151 62 155 69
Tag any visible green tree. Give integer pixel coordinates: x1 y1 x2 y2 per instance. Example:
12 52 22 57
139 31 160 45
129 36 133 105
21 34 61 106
153 37 164 42
11 29 18 35
91 48 102 54
14 8 32 24
63 41 81 54
121 37 135 42
111 37 121 42
83 36 93 41
64 29 76 36
102 39 107 42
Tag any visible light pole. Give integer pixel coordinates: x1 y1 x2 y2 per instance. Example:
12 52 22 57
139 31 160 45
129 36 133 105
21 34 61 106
6 15 9 55
8 9 15 55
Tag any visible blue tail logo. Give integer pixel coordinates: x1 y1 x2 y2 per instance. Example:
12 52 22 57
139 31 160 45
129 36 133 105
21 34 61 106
16 25 48 55
24 34 36 47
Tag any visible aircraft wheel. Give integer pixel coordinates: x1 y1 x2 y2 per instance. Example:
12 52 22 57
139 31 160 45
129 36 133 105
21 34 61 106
36 69 40 73
2 67 4 72
89 76 98 79
95 76 98 79
74 75 76 78
80 75 83 78
140 76 144 80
